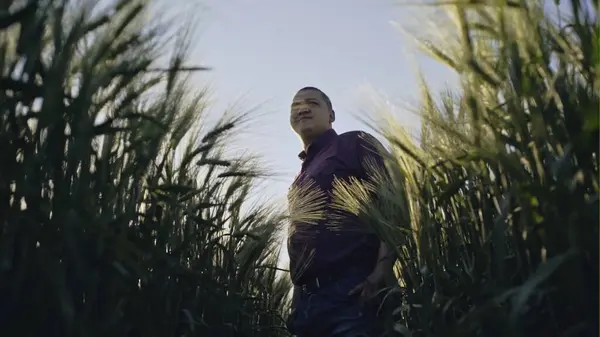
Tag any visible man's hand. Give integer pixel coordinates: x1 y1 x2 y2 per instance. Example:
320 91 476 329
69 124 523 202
348 269 384 303
349 241 395 303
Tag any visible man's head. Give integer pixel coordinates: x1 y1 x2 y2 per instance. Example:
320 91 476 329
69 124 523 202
290 86 335 146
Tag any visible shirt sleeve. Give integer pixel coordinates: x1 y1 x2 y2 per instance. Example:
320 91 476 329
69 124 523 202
355 131 389 183
354 132 390 237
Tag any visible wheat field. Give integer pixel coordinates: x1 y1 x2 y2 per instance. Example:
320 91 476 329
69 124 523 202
0 1 596 337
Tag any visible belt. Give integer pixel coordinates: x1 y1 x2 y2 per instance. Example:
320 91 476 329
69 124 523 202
298 274 338 293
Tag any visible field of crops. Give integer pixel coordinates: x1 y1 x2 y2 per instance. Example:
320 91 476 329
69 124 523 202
0 1 596 337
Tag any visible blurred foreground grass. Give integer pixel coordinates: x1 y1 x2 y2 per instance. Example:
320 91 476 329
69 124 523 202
0 1 290 336
0 0 597 337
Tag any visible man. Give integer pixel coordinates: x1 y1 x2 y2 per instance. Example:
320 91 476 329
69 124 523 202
286 86 395 337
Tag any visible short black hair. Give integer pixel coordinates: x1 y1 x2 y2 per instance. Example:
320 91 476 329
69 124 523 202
297 86 333 111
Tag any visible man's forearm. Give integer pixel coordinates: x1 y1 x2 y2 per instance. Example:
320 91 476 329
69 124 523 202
374 241 396 273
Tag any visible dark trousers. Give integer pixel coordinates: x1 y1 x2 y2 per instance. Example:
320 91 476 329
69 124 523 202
286 268 384 337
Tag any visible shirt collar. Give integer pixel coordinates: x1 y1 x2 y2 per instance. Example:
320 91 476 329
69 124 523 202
298 129 337 161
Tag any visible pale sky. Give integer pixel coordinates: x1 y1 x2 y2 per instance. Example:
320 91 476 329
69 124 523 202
180 0 457 197
182 0 462 262
178 0 577 202
149 0 460 260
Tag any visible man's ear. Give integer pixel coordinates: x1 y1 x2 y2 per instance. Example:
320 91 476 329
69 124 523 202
330 110 336 123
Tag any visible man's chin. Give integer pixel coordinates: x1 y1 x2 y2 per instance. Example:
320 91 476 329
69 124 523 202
299 126 314 137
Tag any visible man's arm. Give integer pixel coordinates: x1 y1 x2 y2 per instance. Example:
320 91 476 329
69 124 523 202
356 132 397 280
377 241 396 268
349 132 397 298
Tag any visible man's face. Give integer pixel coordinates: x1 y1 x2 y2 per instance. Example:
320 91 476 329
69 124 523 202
290 89 333 140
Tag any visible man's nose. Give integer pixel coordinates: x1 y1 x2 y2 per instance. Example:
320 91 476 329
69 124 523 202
297 108 311 115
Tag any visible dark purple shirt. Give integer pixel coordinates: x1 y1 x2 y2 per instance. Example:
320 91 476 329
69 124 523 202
287 129 386 284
